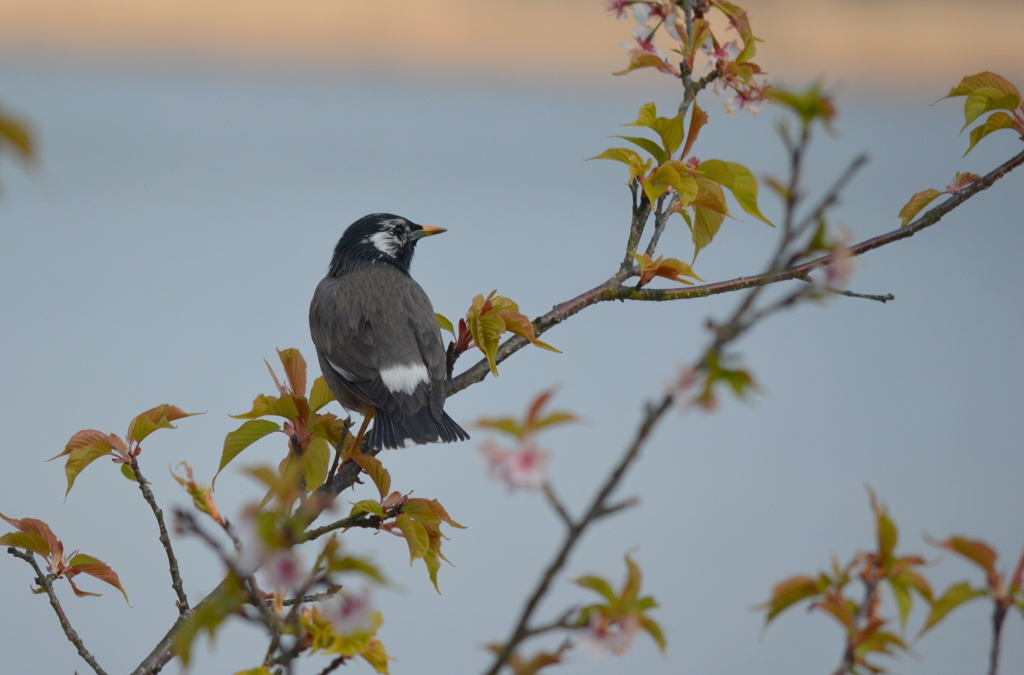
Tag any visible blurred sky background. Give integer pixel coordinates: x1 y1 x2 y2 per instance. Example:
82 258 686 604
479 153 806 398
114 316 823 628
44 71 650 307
1 1 1023 674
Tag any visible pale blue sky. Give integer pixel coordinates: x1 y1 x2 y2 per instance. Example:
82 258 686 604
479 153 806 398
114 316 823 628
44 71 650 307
0 53 1021 675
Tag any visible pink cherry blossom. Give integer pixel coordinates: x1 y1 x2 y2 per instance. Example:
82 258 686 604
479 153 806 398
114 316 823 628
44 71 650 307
575 613 642 657
606 0 632 19
481 438 549 492
323 588 375 634
724 86 766 116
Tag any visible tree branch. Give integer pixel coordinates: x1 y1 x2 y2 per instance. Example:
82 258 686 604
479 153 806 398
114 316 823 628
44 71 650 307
131 457 189 613
7 547 109 675
450 147 1024 397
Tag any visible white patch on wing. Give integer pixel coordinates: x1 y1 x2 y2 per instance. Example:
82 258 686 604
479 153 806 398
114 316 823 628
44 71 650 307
380 363 430 395
365 230 401 257
327 358 356 381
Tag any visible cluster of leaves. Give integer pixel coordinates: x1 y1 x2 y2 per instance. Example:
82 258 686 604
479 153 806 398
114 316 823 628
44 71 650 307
762 491 1024 674
942 72 1024 156
610 0 767 116
50 403 200 496
347 448 465 593
592 101 772 262
217 348 347 493
0 513 128 602
438 290 560 377
667 352 756 414
895 72 1022 228
573 555 666 655
762 493 932 673
922 536 1024 638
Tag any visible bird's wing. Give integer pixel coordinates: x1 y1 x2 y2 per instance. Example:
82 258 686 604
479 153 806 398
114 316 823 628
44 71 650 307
309 267 436 422
402 279 448 421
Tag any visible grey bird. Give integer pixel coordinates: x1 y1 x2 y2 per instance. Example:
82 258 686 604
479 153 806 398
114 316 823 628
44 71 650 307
309 213 469 450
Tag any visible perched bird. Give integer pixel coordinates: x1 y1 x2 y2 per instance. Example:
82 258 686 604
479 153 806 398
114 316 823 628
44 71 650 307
309 213 469 450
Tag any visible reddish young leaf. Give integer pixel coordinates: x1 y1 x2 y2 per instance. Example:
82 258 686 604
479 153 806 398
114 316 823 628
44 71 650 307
126 404 201 445
681 100 708 160
946 172 981 194
0 513 60 557
936 536 999 582
630 252 704 287
277 347 308 398
172 463 224 525
67 553 130 604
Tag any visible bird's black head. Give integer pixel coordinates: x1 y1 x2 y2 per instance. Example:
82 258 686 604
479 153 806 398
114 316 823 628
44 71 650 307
328 213 446 277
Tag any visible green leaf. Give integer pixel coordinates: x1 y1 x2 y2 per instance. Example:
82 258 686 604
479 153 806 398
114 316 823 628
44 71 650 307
304 436 331 491
622 102 658 128
964 111 1014 156
650 113 684 155
918 582 986 636
962 87 1022 130
395 513 429 563
350 500 386 518
174 575 245 666
215 420 281 485
0 531 51 557
655 162 699 206
898 188 942 227
588 147 642 165
231 393 300 421
63 439 116 497
349 451 391 500
67 553 130 604
876 507 898 560
476 416 523 438
889 578 912 631
944 72 1021 101
612 136 668 164
120 463 137 482
762 575 822 623
698 160 773 226
309 376 335 412
360 639 392 674
435 313 455 336
575 575 617 603
639 615 667 652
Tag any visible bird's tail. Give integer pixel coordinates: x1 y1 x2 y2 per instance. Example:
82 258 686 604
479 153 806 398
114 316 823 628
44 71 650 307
367 409 469 450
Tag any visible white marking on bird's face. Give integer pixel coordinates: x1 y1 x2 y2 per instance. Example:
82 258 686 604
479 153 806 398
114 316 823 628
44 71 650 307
365 229 402 258
327 358 356 382
379 363 430 395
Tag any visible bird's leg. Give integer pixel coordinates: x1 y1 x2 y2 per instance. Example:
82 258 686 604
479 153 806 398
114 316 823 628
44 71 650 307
346 409 374 461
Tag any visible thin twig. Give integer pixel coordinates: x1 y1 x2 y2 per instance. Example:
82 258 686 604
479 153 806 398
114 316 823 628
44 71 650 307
7 547 109 675
131 457 189 613
300 510 382 542
541 482 573 529
317 654 349 675
522 607 578 638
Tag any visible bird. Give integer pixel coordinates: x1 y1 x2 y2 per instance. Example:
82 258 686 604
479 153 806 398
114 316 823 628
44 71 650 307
309 213 469 451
